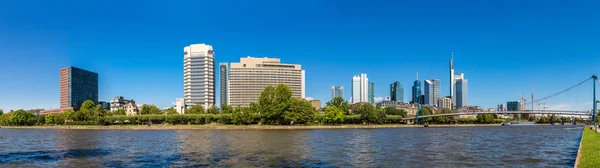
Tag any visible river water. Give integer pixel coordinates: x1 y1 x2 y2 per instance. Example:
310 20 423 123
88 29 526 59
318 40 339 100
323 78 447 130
0 126 582 167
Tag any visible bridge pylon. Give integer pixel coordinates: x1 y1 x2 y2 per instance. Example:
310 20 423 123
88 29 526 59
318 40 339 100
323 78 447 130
593 75 597 126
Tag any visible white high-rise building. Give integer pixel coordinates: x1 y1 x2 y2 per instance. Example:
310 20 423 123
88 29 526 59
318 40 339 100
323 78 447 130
184 44 215 108
228 57 305 107
351 73 369 104
450 52 455 107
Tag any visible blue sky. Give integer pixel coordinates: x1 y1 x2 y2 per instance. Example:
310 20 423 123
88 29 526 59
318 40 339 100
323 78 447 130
1 0 599 111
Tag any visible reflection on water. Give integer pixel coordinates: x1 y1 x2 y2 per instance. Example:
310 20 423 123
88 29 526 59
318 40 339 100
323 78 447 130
0 126 582 167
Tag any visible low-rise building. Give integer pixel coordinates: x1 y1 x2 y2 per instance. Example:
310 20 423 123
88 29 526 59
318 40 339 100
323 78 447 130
110 96 134 111
437 97 452 109
175 98 185 114
125 101 138 116
310 100 322 111
376 100 417 116
40 107 73 115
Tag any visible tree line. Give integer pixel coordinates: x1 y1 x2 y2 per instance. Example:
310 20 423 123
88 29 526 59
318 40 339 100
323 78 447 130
6 84 586 126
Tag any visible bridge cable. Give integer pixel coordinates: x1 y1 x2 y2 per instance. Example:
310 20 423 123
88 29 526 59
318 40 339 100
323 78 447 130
527 77 593 105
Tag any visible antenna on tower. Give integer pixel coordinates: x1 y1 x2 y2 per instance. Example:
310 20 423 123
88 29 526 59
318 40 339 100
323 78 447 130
416 72 419 80
452 52 454 60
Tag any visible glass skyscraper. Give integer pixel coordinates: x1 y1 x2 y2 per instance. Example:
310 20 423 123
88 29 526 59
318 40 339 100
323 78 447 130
368 82 375 104
60 66 98 109
412 80 422 104
219 62 229 105
424 79 441 105
390 81 404 102
331 86 344 100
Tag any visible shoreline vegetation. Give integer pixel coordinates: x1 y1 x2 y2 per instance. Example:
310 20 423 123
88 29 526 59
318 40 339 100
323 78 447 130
0 84 582 129
0 124 580 130
1 124 504 130
577 127 600 168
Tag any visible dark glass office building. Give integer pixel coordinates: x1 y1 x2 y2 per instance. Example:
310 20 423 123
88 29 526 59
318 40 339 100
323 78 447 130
412 80 422 104
60 66 98 109
390 81 404 102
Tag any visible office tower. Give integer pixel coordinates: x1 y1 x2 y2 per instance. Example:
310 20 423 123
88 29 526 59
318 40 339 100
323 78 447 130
424 79 441 105
41 66 98 115
352 76 360 103
455 75 468 108
390 81 404 102
219 62 229 105
60 66 98 109
229 57 305 107
507 101 520 111
450 52 455 107
368 82 375 104
351 74 369 104
184 44 216 108
331 86 344 100
411 73 422 104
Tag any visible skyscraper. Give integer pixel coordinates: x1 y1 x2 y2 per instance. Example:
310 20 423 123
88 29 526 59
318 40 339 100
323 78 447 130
219 62 229 105
351 74 368 104
390 81 404 102
450 52 455 107
368 82 375 104
60 66 98 109
412 73 422 104
41 66 98 115
455 74 468 107
424 79 441 105
184 44 216 108
228 57 305 107
331 86 344 100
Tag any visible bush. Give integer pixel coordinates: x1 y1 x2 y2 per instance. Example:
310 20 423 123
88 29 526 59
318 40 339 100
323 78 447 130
386 115 404 124
455 118 478 124
343 115 362 124
9 110 37 126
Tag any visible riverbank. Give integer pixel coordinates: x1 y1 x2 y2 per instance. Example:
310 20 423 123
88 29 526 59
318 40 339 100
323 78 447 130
577 128 600 168
0 124 503 130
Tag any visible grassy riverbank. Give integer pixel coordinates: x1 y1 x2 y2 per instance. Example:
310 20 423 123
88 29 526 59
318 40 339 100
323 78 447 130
578 128 600 168
0 124 501 130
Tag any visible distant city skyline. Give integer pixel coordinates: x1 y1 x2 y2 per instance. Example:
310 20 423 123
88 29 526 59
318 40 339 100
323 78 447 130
1 0 599 111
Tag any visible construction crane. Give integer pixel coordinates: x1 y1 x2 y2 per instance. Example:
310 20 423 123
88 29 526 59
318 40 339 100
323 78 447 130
518 92 527 111
537 103 546 112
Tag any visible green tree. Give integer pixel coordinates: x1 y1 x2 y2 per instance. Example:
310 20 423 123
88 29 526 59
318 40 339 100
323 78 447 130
112 109 126 116
384 107 408 117
283 98 316 125
185 104 205 114
140 105 163 115
166 107 179 115
416 108 432 124
323 106 345 124
326 97 350 114
78 100 96 121
258 84 292 124
64 109 75 121
358 103 379 124
221 104 233 114
431 109 455 124
36 114 46 125
45 115 55 125
232 106 255 125
207 105 220 114
476 114 494 124
0 109 3 115
9 109 36 126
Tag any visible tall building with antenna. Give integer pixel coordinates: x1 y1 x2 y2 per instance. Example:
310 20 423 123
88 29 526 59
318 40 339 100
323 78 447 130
412 73 422 104
450 52 455 107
